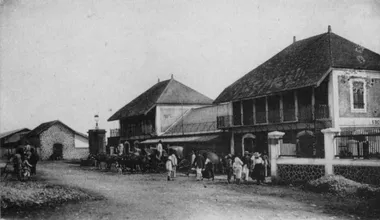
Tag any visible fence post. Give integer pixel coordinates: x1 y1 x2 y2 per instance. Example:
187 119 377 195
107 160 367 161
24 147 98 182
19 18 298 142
268 131 285 183
321 128 341 175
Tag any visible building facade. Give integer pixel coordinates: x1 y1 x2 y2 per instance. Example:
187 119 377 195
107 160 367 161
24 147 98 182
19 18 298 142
214 26 380 158
107 76 213 150
28 120 89 160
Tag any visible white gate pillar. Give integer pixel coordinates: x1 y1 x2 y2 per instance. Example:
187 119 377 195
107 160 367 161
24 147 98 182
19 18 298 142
268 131 285 183
322 128 341 175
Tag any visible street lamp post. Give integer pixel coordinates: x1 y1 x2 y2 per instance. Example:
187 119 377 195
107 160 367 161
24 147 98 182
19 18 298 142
94 114 99 130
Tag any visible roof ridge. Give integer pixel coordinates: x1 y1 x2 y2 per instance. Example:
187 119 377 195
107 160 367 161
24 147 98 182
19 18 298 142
328 32 334 67
156 78 175 104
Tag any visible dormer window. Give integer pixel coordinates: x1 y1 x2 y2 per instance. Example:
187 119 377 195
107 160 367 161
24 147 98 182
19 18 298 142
350 79 366 112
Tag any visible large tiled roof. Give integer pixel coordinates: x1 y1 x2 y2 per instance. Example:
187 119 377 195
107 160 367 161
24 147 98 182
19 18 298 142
214 30 380 103
162 104 228 135
108 78 213 121
0 128 30 140
28 120 88 138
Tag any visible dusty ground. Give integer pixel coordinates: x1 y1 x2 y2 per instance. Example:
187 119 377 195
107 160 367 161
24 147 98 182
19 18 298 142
1 161 374 220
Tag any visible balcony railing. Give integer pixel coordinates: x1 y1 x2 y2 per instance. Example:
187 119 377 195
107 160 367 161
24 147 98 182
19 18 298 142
315 104 330 119
216 104 330 129
110 129 120 137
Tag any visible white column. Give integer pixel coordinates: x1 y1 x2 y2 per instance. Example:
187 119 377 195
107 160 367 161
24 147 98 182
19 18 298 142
155 105 161 135
331 71 340 129
294 90 299 121
268 131 285 183
322 128 341 175
230 131 235 155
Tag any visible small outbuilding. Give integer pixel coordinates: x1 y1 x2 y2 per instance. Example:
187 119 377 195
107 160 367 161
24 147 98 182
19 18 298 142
27 120 89 160
0 128 31 158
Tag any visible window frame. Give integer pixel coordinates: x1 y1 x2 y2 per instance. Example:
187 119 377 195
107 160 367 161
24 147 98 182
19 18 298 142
350 78 367 113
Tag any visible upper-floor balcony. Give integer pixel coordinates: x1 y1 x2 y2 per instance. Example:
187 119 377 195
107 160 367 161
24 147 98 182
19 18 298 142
217 104 330 129
110 128 120 137
109 126 156 138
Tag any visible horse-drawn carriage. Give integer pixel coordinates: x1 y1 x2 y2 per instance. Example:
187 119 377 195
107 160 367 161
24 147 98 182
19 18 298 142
90 146 191 174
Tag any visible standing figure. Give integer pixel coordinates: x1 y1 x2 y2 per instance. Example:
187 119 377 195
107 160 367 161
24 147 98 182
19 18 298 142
170 151 178 179
225 154 234 183
165 154 173 181
262 151 270 177
156 140 163 161
29 148 40 175
193 151 204 181
117 141 124 156
251 152 265 185
242 151 251 182
187 150 196 176
202 156 215 181
233 155 244 184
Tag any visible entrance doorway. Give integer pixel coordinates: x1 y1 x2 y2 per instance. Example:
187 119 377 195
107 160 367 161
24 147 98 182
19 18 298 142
242 133 256 155
52 143 63 160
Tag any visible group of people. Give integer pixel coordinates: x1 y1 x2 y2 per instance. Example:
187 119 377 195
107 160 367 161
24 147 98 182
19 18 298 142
225 151 269 185
9 143 40 177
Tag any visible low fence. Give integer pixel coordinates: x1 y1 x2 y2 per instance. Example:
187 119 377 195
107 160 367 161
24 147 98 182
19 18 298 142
335 129 380 159
269 129 380 186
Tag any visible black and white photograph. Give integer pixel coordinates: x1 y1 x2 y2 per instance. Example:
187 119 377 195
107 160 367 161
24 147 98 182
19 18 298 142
1 0 380 219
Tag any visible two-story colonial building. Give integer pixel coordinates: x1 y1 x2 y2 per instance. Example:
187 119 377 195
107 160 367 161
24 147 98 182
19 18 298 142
214 26 380 158
107 76 213 150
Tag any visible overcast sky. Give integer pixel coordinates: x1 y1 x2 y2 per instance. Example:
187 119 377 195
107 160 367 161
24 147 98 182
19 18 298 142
1 0 380 135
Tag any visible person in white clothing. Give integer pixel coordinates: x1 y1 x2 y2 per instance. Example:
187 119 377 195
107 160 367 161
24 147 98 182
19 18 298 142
166 155 173 181
156 140 163 160
233 156 244 184
170 151 178 179
251 152 265 185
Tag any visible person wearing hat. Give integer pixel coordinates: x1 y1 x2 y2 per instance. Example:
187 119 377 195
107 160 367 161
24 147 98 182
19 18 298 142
251 152 265 185
242 151 251 182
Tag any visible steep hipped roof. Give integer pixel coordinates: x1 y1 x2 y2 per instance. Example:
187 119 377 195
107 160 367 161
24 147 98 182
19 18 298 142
162 104 228 136
108 78 213 121
0 128 30 140
28 120 88 139
214 29 380 103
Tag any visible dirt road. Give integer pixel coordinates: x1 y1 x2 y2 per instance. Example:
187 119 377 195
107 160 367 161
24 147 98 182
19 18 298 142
3 162 364 220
